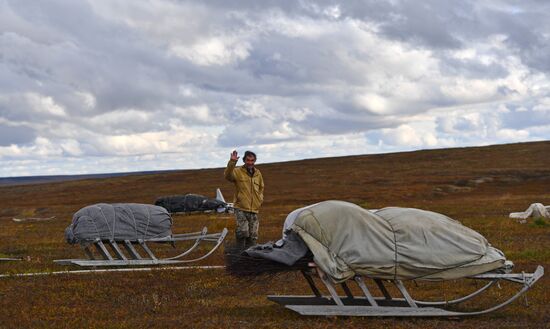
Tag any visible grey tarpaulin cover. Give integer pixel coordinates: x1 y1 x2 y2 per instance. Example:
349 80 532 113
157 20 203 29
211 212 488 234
290 201 506 282
64 203 172 244
244 231 309 266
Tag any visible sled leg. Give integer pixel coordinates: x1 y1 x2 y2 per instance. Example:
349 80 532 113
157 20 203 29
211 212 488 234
138 240 157 260
94 240 113 260
394 280 417 308
316 267 343 306
108 241 127 260
302 270 322 297
123 240 142 260
374 279 392 300
354 276 378 306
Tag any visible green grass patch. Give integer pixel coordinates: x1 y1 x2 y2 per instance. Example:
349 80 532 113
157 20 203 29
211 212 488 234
531 217 548 227
507 249 550 262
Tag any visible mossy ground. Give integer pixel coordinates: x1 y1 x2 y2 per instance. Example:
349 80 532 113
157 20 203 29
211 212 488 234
0 141 549 328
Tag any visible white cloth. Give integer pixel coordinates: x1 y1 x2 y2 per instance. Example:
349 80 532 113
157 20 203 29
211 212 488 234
290 201 505 282
275 203 320 247
509 203 550 219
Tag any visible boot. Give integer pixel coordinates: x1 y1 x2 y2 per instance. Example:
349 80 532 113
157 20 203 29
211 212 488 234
245 237 257 248
235 237 246 250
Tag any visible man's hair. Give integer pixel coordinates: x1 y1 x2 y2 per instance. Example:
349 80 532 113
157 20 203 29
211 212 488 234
243 150 257 162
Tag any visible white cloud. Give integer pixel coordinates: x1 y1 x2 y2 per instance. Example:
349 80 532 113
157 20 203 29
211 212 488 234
88 109 152 132
0 0 549 177
354 93 390 115
170 36 251 66
26 93 66 117
369 124 439 148
173 104 214 125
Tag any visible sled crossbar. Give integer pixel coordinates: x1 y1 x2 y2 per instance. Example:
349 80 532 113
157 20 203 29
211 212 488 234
54 227 228 267
268 263 544 317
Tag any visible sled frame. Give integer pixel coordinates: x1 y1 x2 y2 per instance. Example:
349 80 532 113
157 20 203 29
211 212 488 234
54 227 228 267
0 257 22 262
268 263 544 317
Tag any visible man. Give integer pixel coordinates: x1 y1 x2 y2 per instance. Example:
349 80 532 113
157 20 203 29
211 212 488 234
224 150 264 249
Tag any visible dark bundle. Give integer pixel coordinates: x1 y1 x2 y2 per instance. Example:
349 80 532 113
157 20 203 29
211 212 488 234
224 246 313 277
224 231 313 277
154 194 226 213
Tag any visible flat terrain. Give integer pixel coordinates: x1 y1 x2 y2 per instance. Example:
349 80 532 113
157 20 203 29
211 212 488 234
0 141 549 328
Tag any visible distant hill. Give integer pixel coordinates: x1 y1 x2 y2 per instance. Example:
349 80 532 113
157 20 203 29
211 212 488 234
1 141 548 189
0 169 181 186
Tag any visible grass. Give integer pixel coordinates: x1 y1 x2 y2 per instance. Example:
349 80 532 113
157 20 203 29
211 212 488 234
533 217 548 227
0 141 549 328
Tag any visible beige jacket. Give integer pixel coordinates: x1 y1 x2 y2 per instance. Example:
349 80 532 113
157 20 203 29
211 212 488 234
224 160 264 213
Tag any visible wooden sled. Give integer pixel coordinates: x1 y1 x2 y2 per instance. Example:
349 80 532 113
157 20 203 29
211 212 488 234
55 227 228 267
268 263 544 317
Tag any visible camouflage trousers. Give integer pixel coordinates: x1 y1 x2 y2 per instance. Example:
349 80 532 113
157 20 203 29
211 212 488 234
234 209 259 242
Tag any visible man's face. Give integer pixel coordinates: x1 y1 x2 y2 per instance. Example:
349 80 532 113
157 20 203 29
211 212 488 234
244 155 256 168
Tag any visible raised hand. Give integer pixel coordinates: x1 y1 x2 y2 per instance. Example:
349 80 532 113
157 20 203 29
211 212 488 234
230 150 239 161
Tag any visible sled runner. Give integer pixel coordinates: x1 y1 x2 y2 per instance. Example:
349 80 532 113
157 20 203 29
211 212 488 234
268 262 544 317
0 257 22 262
55 203 227 267
55 226 228 267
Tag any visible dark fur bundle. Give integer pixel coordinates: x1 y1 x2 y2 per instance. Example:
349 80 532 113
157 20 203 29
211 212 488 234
154 194 226 213
224 245 313 277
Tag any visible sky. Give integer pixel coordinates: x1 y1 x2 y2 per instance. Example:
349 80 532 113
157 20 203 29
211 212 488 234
1 0 549 177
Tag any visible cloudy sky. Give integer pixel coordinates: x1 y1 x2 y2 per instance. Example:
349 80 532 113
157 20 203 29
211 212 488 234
1 0 549 177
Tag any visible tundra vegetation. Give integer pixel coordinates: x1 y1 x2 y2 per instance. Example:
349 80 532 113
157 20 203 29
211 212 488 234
0 141 549 328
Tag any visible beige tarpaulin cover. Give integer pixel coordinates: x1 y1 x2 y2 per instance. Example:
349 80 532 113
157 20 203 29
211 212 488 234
290 201 505 282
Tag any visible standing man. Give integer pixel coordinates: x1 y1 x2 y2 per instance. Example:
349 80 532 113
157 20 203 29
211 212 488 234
224 150 264 249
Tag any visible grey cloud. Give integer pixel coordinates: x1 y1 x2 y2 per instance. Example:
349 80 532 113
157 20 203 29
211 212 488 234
440 57 509 79
238 34 369 88
300 114 397 135
0 123 36 146
336 1 550 73
217 118 297 147
2 1 188 116
379 1 465 49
